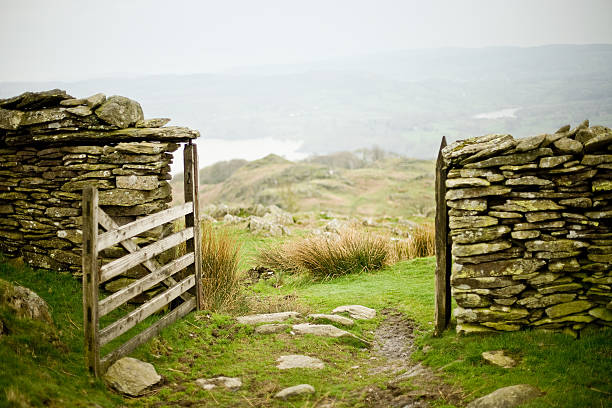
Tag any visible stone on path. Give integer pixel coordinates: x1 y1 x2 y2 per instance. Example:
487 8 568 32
466 384 543 408
307 313 354 327
482 350 517 368
332 305 376 320
255 324 290 334
292 323 371 347
274 384 315 399
103 357 161 396
236 311 300 325
277 355 325 370
195 376 242 391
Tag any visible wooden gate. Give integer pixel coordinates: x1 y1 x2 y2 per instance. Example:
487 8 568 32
82 143 202 376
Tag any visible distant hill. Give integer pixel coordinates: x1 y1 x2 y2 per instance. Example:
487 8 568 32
2 44 610 159
173 151 435 219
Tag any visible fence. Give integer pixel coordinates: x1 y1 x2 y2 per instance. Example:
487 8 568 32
82 143 202 376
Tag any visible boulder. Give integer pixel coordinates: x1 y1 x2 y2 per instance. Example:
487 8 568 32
274 384 315 399
466 384 543 408
95 95 144 128
0 279 52 324
103 357 161 396
276 355 325 370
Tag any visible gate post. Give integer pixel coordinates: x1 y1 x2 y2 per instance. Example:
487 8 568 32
434 136 452 336
82 186 100 376
183 142 203 309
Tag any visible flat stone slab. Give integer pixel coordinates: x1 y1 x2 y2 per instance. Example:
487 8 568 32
482 350 517 368
236 311 300 325
467 384 543 408
255 324 290 334
277 355 325 370
292 323 371 347
331 305 376 320
275 384 315 399
307 313 354 327
195 376 242 391
103 357 161 396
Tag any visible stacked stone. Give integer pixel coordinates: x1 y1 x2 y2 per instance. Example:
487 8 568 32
0 89 198 276
442 121 612 336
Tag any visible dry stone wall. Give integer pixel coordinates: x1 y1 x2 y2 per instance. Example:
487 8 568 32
0 89 198 276
442 121 612 336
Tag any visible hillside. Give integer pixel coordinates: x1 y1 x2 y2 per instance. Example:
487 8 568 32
173 152 435 219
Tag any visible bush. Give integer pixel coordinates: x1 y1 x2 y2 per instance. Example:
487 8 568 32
259 229 390 279
200 222 242 311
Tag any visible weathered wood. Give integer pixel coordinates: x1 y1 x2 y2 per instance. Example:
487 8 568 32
97 208 193 303
434 136 452 336
82 186 100 376
98 202 193 250
100 297 196 372
99 275 195 346
98 252 195 317
184 143 203 309
99 227 194 283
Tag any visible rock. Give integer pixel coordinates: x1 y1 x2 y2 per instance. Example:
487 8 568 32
116 175 159 190
517 293 576 309
539 155 573 168
136 118 171 128
505 176 553 187
581 154 612 166
236 311 300 325
332 305 376 319
464 148 552 169
442 134 515 164
264 205 294 225
98 184 171 206
452 240 512 257
248 216 289 237
255 324 290 334
445 186 511 201
0 279 53 324
584 130 612 152
449 216 498 229
515 134 545 152
446 178 490 188
95 95 144 128
588 307 612 321
307 313 354 327
510 230 540 240
545 300 593 318
20 108 69 126
292 323 370 346
525 239 588 252
195 376 242 391
449 168 505 182
276 355 325 370
451 226 511 244
0 108 24 130
466 384 543 407
454 306 529 322
524 211 560 223
452 259 545 279
0 89 72 110
66 105 92 117
447 198 488 211
481 350 516 368
274 384 315 399
553 138 583 154
491 199 565 212
103 357 161 396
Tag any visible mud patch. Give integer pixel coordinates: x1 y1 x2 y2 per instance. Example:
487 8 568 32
360 309 463 408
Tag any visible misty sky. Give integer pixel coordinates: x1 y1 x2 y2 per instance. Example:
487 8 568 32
1 0 612 82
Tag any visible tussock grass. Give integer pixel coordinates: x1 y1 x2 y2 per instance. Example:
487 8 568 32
200 223 242 311
259 229 389 278
390 223 435 261
259 224 435 278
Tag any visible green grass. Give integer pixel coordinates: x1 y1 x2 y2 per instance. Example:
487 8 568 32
1 250 611 407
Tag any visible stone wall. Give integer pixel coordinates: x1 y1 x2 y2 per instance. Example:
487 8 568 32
441 121 611 336
0 89 198 275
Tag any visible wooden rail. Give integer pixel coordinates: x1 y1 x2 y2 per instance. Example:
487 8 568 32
82 142 202 377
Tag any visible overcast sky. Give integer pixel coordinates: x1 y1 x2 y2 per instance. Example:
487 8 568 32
1 0 612 82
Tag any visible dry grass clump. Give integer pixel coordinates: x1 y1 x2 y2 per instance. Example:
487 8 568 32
200 222 242 311
390 223 435 261
259 229 390 279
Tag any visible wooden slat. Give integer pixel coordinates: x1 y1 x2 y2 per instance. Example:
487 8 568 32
98 252 195 317
97 209 193 303
99 227 194 283
97 202 193 251
99 275 195 346
184 143 203 309
434 136 452 336
100 297 196 372
82 186 100 376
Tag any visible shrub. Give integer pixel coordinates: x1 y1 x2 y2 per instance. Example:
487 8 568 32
199 222 242 311
259 229 390 279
